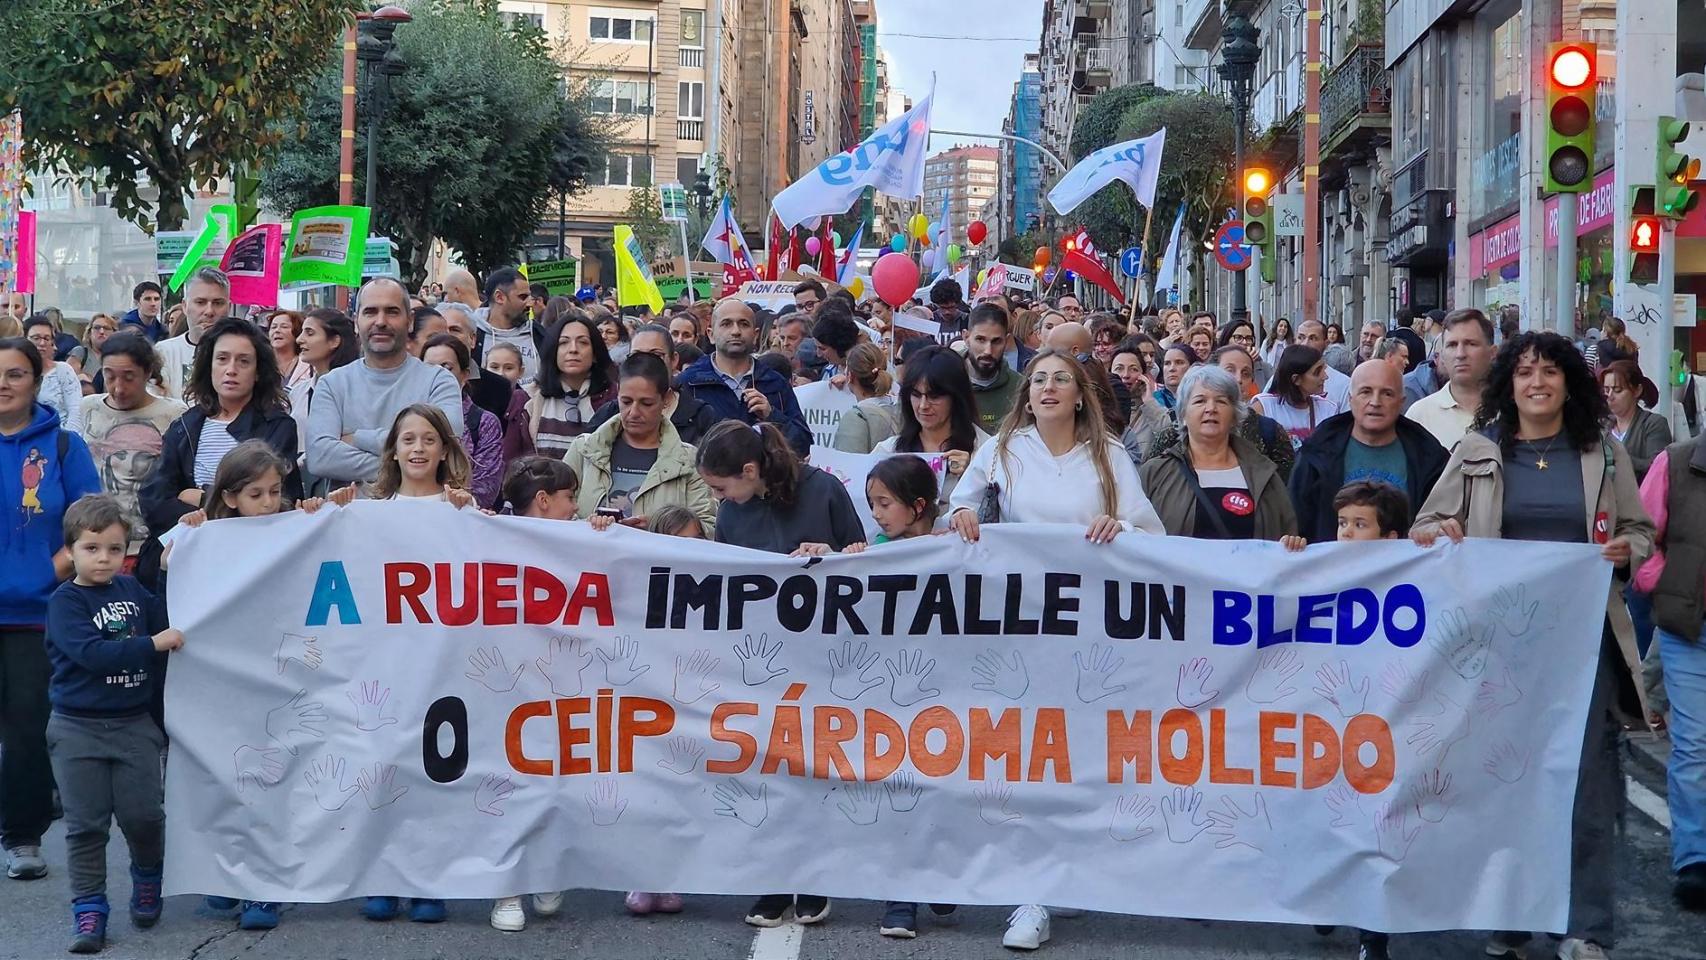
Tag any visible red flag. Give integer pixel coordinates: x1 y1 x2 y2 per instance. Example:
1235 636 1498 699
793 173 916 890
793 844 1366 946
765 213 783 281
1062 248 1126 305
819 216 837 276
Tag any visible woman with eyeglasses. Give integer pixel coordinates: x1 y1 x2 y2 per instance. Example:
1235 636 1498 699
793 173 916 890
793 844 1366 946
1217 319 1269 394
68 313 117 395
23 316 82 433
872 344 987 511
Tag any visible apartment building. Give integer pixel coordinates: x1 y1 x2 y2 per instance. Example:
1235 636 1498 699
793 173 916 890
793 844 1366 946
924 145 1000 236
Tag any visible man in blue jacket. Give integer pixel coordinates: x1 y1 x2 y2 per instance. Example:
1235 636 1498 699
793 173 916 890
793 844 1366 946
676 299 812 457
118 282 168 343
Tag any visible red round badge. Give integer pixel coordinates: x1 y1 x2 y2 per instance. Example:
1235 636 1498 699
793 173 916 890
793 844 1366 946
1221 491 1255 516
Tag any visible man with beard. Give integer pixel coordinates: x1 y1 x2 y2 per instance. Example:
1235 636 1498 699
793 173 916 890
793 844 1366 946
475 266 543 385
964 302 1023 433
676 298 811 456
306 277 464 485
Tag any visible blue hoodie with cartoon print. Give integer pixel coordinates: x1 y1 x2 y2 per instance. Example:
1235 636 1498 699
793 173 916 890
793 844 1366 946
1 402 102 626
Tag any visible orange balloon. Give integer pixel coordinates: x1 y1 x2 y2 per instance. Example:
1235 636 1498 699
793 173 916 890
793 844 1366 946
1034 246 1051 267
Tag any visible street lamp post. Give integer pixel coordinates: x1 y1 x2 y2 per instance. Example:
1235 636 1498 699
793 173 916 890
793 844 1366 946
1217 3 1260 323
337 5 411 308
358 9 411 211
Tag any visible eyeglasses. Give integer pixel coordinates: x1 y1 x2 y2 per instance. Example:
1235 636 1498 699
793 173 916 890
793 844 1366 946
1230 334 1256 345
1028 372 1075 387
908 388 947 402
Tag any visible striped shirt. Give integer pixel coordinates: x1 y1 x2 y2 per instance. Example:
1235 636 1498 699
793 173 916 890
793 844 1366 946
193 418 241 487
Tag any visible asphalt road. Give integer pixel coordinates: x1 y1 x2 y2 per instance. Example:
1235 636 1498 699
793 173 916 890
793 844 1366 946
1 735 1701 960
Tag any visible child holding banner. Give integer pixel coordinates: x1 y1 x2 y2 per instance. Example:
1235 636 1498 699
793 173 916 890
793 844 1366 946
45 495 183 954
371 405 476 510
500 456 580 519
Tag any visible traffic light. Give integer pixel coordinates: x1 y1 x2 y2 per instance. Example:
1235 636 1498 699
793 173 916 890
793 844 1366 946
1544 42 1596 193
1672 349 1689 388
1657 116 1700 219
1241 166 1275 283
1630 186 1660 284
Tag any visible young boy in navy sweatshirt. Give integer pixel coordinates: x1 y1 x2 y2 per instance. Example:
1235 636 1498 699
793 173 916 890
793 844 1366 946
45 495 183 954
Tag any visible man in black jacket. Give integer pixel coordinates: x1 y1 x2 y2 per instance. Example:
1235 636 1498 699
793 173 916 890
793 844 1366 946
1289 360 1448 543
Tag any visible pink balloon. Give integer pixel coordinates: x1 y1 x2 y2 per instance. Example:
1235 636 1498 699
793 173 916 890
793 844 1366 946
805 236 821 256
871 252 921 308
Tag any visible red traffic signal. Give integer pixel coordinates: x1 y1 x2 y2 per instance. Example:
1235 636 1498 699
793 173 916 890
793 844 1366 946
1550 45 1594 89
1631 216 1661 253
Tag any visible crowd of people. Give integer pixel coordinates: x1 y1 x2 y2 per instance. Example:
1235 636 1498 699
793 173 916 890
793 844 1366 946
1 264 1703 960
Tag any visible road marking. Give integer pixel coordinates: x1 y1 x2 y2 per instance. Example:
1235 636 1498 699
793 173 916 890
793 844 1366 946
1626 775 1672 831
748 923 804 960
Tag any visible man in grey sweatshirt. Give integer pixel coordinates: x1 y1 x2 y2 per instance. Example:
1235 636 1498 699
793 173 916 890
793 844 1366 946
307 278 464 485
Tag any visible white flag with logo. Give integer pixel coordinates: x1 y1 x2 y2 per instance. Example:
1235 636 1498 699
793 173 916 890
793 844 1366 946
773 92 934 230
1154 203 1186 308
1047 128 1167 216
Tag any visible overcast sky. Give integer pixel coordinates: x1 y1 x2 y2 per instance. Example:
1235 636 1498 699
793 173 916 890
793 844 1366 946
877 0 1044 153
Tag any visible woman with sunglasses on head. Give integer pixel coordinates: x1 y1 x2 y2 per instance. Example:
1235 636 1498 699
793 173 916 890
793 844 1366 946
872 344 988 513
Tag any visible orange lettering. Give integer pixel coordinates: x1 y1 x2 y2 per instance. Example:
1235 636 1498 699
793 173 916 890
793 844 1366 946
1105 710 1152 783
812 706 858 780
908 706 965 778
616 696 674 772
1027 708 1072 783
707 702 759 774
1209 708 1254 785
1258 712 1298 787
1158 708 1204 785
505 701 552 776
1341 714 1395 794
863 709 906 781
760 704 806 776
554 697 592 776
1301 713 1341 789
970 708 1023 781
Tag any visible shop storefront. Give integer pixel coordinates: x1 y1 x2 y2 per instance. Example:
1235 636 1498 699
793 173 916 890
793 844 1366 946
1467 166 1618 326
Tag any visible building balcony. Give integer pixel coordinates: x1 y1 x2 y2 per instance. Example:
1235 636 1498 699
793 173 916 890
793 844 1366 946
677 119 704 141
1182 0 1222 51
1072 0 1110 34
679 47 704 68
1073 45 1113 90
1321 43 1390 157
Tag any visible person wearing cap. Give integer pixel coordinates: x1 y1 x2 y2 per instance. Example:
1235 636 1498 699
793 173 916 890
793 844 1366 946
1601 359 1672 485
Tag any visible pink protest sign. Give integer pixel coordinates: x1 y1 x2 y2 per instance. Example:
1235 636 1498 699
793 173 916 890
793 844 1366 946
220 223 283 307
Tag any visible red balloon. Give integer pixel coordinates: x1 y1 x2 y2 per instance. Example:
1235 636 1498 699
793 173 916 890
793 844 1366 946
968 220 988 245
1034 246 1051 268
871 252 921 308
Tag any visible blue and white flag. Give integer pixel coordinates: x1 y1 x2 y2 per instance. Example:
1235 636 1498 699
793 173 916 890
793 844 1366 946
773 91 935 230
1047 128 1167 216
1153 203 1186 308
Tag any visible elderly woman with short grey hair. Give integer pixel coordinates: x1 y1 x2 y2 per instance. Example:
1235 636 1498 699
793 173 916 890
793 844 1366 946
1138 364 1297 539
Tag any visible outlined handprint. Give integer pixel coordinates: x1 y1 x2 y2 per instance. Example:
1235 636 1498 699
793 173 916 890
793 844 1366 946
1312 660 1370 718
733 633 788 686
357 762 408 811
713 778 769 827
275 633 322 674
672 649 722 704
975 783 1021 825
1410 769 1455 824
536 635 595 697
827 640 884 701
348 681 399 731
970 649 1029 700
466 646 524 692
1323 783 1366 828
585 778 627 825
303 755 358 811
1176 658 1221 708
836 782 882 825
1108 794 1157 842
600 636 651 686
1074 643 1128 703
475 774 514 816
885 648 940 707
1162 786 1211 842
1428 606 1494 679
1245 649 1303 704
885 770 922 812
1484 740 1530 784
234 745 284 796
657 736 706 775
1374 801 1421 861
1475 663 1523 721
264 689 327 756
1490 583 1539 639
1406 689 1470 763
1380 661 1429 705
1206 794 1275 851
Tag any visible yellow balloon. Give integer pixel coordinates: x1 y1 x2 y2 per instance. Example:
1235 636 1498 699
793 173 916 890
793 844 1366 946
849 277 864 297
910 213 930 239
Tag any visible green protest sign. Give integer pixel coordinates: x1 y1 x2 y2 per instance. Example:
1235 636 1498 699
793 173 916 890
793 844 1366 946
657 276 715 302
281 205 372 288
167 204 237 291
525 258 579 296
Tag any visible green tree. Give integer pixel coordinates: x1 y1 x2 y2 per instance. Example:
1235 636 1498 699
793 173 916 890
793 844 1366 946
1116 92 1236 295
265 1 612 284
1067 84 1173 253
1069 83 1168 162
0 0 361 230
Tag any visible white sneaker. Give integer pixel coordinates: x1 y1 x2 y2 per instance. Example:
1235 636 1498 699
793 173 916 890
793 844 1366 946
1485 937 1529 959
489 897 526 932
532 891 564 916
1002 904 1051 950
1557 939 1608 960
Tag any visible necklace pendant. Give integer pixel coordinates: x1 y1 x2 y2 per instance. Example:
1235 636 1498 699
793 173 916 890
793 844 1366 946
1536 457 1548 470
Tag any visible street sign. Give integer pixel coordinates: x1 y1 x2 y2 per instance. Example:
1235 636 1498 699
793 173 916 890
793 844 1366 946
1118 247 1142 278
1274 194 1305 237
361 237 399 279
1213 221 1252 272
659 183 690 223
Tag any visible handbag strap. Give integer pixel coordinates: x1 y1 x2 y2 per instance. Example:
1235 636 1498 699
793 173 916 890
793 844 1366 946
1175 457 1234 539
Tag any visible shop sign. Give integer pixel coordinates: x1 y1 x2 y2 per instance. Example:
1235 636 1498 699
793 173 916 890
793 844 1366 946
1544 168 1616 247
1470 215 1522 279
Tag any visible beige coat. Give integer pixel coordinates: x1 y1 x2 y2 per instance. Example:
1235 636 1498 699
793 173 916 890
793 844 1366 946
1412 430 1656 718
562 416 718 535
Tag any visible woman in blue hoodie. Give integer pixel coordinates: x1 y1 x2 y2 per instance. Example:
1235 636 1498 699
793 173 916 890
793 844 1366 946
0 336 102 881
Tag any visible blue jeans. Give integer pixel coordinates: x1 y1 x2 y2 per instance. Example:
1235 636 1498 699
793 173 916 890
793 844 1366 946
1627 587 1656 658
1659 625 1706 872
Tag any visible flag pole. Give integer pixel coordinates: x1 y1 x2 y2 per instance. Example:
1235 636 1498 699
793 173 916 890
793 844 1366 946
1129 202 1156 327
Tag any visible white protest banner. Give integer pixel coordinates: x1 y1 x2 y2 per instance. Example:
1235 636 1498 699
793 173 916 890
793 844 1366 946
891 311 942 337
1003 267 1035 293
732 280 803 310
793 379 857 448
1048 128 1167 216
807 445 950 540
773 92 934 230
165 504 1609 933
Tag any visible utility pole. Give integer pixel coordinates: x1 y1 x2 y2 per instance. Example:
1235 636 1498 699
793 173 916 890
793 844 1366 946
1302 0 1321 325
1217 3 1259 322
